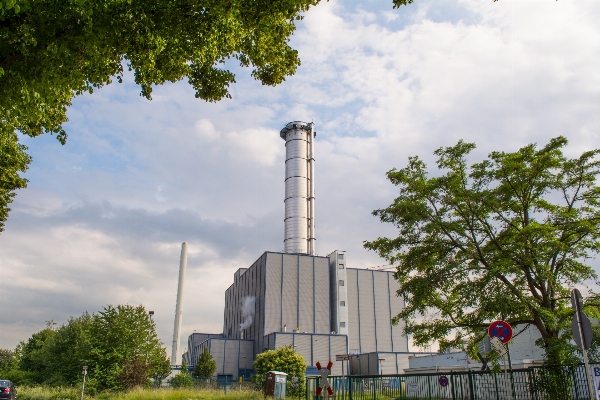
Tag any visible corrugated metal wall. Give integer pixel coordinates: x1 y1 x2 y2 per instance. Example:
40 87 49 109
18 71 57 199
298 256 314 333
265 253 282 336
282 254 298 331
388 272 407 351
346 269 361 353
345 269 406 354
314 257 330 333
374 272 392 351
358 270 377 353
265 332 348 376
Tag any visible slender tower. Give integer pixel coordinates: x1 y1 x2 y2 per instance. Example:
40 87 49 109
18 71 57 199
280 121 315 254
171 242 188 365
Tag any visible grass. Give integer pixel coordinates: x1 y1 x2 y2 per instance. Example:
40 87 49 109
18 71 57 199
17 387 265 400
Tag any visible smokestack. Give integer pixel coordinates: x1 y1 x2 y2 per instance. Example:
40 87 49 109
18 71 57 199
280 121 316 254
171 242 188 365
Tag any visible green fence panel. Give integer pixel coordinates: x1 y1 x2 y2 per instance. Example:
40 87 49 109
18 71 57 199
305 364 596 400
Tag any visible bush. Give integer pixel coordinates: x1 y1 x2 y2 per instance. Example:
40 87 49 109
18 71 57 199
253 345 306 398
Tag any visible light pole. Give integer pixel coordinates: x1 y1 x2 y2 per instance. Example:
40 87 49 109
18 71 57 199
146 311 154 363
147 311 155 386
80 366 88 400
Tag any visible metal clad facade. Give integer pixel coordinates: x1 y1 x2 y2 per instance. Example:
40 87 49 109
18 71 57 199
282 254 298 331
388 272 407 351
346 269 360 352
329 335 348 375
298 256 314 333
357 269 376 353
224 340 239 376
374 271 392 351
257 254 266 353
295 334 312 365
314 257 330 333
264 253 282 336
313 334 329 367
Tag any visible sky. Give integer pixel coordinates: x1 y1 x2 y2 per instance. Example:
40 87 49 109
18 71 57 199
1 0 600 356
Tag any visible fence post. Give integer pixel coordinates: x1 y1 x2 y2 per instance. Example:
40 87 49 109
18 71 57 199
467 370 475 400
348 376 352 400
372 377 376 400
451 371 456 400
571 365 581 400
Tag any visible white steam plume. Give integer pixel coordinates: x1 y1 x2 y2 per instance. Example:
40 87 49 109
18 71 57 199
240 296 255 331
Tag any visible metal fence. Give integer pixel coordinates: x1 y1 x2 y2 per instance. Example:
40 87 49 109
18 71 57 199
305 364 595 400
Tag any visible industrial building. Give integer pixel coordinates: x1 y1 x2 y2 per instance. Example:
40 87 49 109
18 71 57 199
182 121 417 380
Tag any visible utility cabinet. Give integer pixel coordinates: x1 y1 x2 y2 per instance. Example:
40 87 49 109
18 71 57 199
264 371 287 399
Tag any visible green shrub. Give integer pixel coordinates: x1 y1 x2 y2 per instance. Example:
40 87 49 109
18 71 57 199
168 373 194 389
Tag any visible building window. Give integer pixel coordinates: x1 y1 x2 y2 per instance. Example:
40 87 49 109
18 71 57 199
340 301 345 306
339 263 344 269
338 254 344 260
340 322 346 328
339 280 344 286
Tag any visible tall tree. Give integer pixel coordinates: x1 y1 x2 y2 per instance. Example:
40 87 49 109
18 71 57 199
192 348 217 379
364 137 600 364
88 304 170 390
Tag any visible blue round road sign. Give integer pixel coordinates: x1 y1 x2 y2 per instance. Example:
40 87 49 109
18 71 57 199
488 320 513 344
438 376 449 387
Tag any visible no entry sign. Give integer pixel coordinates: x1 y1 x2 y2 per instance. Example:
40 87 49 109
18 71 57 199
438 376 449 387
488 320 513 344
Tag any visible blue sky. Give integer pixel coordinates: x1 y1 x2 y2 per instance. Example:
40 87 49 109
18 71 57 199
1 0 600 356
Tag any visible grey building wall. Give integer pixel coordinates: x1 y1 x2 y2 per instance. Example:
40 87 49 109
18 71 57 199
186 333 223 366
264 332 348 375
345 268 408 354
349 352 434 375
192 338 254 380
223 251 332 357
328 250 348 335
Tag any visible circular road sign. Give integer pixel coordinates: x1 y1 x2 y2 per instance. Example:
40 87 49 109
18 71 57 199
439 376 449 387
488 320 513 344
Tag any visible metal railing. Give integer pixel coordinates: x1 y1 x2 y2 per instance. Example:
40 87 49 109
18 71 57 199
305 364 595 400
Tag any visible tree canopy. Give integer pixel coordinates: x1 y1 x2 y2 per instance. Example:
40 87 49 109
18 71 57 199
364 137 600 364
0 0 322 232
3 304 170 389
0 0 426 232
192 348 217 379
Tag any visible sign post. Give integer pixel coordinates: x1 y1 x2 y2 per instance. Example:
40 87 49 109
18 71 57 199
336 355 350 400
489 320 513 400
80 366 88 400
571 288 596 400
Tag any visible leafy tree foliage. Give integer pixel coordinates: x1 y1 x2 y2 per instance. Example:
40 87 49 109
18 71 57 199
0 0 323 231
0 348 18 375
88 304 170 389
17 324 55 382
169 361 194 388
364 137 600 364
0 130 30 232
0 0 425 232
11 304 170 389
253 346 306 398
192 348 217 379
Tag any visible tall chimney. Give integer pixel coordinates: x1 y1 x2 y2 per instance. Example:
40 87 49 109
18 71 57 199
171 242 188 365
280 121 315 254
